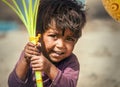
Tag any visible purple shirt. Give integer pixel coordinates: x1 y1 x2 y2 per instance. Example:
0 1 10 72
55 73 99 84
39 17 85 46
8 53 80 87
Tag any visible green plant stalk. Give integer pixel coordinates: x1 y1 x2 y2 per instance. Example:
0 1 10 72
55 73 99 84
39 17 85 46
2 0 43 87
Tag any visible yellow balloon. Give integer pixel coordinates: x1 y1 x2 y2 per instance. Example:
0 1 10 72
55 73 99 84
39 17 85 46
102 0 120 22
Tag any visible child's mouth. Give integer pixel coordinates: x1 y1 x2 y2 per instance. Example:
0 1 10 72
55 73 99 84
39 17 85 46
51 51 64 57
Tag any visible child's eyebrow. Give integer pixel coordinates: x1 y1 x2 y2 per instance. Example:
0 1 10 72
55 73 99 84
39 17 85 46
47 28 59 33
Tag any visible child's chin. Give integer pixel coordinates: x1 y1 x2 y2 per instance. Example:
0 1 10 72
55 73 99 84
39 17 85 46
49 57 61 63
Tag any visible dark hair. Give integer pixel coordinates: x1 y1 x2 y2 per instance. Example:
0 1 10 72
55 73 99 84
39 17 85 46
36 0 86 38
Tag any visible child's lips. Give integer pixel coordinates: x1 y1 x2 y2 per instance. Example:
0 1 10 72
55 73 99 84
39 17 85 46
51 51 64 57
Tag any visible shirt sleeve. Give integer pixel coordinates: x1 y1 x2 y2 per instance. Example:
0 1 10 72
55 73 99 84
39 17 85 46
8 51 34 87
51 55 80 87
52 67 79 87
8 69 28 87
8 67 34 87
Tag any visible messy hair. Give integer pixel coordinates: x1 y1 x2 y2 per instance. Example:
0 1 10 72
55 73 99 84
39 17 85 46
36 0 86 38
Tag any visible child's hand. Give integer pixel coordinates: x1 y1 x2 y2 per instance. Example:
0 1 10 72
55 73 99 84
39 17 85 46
23 42 41 63
23 42 58 79
31 54 52 74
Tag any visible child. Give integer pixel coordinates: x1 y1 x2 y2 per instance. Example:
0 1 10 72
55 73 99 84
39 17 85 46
8 0 86 87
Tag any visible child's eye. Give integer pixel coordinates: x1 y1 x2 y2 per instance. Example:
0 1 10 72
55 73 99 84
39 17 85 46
49 34 57 39
66 37 76 42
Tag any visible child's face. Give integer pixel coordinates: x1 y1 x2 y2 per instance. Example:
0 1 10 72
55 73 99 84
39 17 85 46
41 22 78 63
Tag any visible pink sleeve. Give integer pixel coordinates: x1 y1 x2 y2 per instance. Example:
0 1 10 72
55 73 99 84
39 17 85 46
8 69 28 87
8 67 34 87
51 65 79 87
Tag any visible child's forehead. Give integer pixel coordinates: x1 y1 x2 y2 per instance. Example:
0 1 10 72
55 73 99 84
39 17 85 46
47 27 74 36
47 19 75 37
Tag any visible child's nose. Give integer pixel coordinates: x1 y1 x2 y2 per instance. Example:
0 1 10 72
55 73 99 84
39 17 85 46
56 39 65 49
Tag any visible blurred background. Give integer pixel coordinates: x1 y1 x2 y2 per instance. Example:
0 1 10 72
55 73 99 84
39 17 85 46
0 0 120 87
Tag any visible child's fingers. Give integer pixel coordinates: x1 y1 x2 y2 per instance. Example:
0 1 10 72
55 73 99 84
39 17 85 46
26 49 40 56
36 42 42 52
25 43 40 53
36 42 41 47
31 56 43 71
27 46 39 52
27 42 35 47
27 42 42 53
